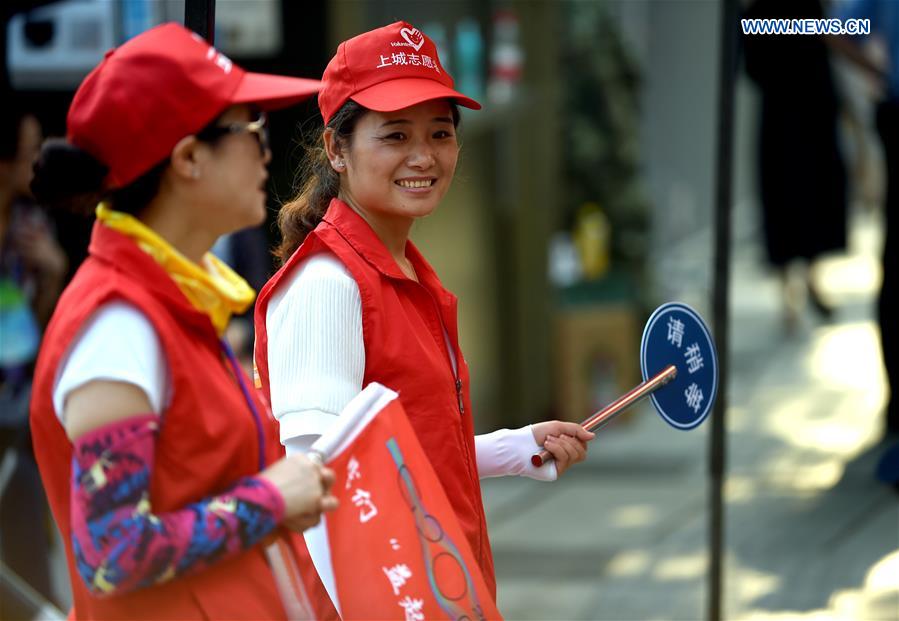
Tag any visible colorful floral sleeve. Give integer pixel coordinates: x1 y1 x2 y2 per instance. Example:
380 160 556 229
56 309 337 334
70 414 285 596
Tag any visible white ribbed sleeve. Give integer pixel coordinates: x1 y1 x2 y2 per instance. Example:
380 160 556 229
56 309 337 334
266 253 364 450
265 252 552 481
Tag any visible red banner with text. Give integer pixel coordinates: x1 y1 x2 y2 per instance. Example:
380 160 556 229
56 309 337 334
323 393 501 620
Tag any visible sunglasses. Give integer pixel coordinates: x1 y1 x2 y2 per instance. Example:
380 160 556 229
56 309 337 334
196 112 269 157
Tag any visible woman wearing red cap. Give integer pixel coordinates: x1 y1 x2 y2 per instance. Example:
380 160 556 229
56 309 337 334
29 23 338 620
254 21 595 608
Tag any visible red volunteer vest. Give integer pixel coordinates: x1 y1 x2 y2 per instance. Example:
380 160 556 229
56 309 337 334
254 199 496 597
30 223 337 620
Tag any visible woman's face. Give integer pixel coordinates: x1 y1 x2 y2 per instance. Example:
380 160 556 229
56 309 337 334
196 105 271 233
338 99 459 226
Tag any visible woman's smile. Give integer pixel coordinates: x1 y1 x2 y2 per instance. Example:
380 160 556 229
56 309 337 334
395 176 438 192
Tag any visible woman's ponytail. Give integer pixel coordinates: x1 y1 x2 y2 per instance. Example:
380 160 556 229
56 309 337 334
274 100 367 264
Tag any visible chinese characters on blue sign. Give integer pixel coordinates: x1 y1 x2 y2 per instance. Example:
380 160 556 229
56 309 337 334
641 302 718 430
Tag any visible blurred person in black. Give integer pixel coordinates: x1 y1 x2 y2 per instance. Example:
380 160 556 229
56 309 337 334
830 0 899 444
743 0 849 331
0 97 66 603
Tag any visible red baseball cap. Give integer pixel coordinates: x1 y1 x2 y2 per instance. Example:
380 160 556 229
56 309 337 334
318 21 481 125
67 22 321 189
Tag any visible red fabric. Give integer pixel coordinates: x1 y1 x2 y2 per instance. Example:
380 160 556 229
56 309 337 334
254 198 496 598
317 21 480 124
68 23 320 189
326 393 502 619
30 222 338 620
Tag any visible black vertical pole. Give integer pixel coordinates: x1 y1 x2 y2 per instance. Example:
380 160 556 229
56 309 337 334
709 0 739 619
184 0 216 44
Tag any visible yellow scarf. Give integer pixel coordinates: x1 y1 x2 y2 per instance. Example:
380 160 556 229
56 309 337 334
96 204 255 336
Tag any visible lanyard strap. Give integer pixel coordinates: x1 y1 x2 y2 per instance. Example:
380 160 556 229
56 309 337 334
220 339 318 619
220 338 267 472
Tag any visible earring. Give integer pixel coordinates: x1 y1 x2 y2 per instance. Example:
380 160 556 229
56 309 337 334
334 160 345 170
191 168 200 179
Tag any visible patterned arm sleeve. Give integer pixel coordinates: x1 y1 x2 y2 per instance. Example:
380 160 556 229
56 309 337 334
70 414 285 596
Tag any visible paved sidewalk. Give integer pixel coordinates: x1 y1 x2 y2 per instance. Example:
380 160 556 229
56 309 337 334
483 214 899 620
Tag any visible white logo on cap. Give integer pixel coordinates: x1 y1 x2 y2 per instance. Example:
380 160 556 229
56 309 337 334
206 47 233 74
399 27 424 51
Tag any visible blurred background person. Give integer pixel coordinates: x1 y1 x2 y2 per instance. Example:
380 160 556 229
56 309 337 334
0 94 66 605
743 0 849 332
831 0 899 440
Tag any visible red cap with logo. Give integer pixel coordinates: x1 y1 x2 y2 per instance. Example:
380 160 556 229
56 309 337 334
67 22 322 189
318 21 481 125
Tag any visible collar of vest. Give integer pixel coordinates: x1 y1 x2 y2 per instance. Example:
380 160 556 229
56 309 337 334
321 198 443 289
86 221 218 337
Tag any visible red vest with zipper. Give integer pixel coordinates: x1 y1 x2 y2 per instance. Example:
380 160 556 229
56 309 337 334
29 223 338 621
254 198 497 597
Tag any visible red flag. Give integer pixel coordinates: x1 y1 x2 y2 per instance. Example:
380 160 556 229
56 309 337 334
310 384 502 620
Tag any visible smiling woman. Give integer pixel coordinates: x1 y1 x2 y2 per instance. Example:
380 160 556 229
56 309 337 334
253 20 597 615
336 101 459 214
273 98 461 267
321 100 460 278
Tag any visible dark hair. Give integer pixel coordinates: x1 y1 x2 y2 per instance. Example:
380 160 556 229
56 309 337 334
30 114 234 217
30 139 167 216
274 100 367 263
274 100 461 264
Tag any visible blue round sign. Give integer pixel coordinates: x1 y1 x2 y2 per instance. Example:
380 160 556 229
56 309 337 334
640 302 718 430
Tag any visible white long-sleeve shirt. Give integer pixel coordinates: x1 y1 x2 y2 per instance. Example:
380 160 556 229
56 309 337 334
265 251 557 481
